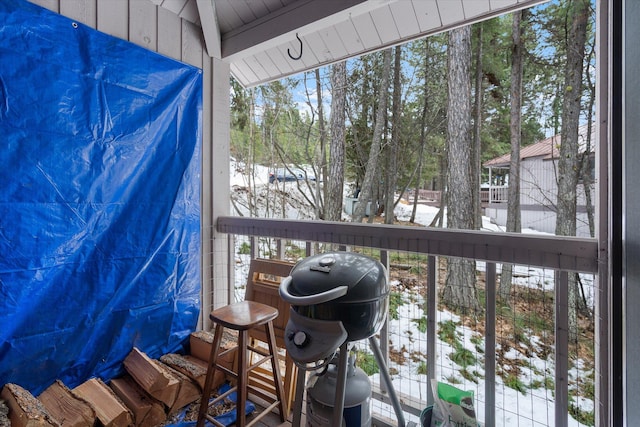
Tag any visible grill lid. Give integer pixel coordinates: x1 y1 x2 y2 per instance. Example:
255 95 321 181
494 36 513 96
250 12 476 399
280 251 387 305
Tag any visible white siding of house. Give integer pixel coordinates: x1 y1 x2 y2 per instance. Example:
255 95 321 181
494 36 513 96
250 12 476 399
486 156 595 237
521 157 556 207
28 0 230 329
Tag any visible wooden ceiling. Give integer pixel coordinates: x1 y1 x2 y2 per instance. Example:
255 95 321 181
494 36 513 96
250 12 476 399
151 0 548 87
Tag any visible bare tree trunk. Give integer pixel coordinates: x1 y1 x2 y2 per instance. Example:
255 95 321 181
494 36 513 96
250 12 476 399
385 46 402 224
247 89 257 216
429 153 447 228
472 23 483 229
353 49 393 223
555 0 589 341
325 61 347 222
499 10 525 304
412 40 431 224
442 26 481 314
410 166 421 222
582 39 597 238
315 69 327 220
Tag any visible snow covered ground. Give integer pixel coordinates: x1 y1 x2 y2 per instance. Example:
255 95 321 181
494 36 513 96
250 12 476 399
229 161 595 427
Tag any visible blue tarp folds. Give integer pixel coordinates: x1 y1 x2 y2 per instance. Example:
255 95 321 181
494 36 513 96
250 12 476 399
0 0 202 394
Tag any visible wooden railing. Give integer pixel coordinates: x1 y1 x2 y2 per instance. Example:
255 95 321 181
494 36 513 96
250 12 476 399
405 187 509 205
215 216 600 427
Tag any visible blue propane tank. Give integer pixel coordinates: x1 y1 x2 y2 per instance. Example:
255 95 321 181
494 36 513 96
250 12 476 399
306 354 372 427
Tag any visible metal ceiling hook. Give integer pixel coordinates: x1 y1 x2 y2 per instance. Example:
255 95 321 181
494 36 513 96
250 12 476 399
287 33 303 60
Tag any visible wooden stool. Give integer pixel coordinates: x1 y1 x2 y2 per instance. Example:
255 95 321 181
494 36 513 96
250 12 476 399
196 300 287 427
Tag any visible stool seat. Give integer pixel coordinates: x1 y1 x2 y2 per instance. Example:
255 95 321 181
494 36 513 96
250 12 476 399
210 300 278 331
197 300 287 427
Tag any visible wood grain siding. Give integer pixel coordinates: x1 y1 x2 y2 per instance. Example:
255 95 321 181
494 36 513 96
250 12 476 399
319 26 349 59
215 0 546 87
369 6 401 44
97 1 128 40
130 0 158 52
247 54 271 83
389 2 421 39
300 32 327 64
60 0 97 27
212 0 243 30
268 46 296 75
521 158 553 207
29 0 59 13
490 0 522 9
412 0 443 32
350 12 382 50
209 58 231 321
334 19 366 55
120 0 547 89
150 0 200 26
158 7 183 59
436 0 465 26
26 0 230 328
257 49 287 76
463 0 492 18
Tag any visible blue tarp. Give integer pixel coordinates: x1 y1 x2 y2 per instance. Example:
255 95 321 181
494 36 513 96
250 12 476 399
0 0 202 394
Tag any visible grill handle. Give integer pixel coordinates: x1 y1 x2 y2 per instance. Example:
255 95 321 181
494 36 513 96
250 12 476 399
279 276 348 305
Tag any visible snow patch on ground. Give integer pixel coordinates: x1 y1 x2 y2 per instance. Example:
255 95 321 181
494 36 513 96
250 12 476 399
229 161 595 426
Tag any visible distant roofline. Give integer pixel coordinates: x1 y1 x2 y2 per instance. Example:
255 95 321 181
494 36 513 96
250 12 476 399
483 123 595 169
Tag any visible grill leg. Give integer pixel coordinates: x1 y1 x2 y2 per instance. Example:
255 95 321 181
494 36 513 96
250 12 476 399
331 341 350 427
369 336 406 427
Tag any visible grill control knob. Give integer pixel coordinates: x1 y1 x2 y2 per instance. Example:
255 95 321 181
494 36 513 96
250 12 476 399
293 331 309 347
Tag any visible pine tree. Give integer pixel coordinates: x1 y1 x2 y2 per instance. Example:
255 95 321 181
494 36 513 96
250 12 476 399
326 62 347 222
442 26 481 314
499 10 525 304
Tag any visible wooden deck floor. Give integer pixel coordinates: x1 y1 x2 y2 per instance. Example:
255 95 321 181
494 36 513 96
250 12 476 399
244 398 304 427
244 396 399 427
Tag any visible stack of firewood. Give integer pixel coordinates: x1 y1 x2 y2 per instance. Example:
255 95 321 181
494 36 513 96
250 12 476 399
0 331 236 427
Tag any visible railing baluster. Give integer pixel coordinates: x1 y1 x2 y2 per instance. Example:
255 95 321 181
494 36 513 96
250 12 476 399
556 271 569 427
276 238 284 259
379 250 390 393
228 234 235 304
485 262 496 427
250 235 256 260
427 255 437 406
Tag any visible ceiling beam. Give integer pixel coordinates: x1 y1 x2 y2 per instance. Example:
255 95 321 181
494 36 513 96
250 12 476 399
220 0 374 60
196 0 221 58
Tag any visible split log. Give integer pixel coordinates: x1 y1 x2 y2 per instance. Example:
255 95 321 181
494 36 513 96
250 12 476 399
189 331 238 389
157 362 201 415
109 376 165 427
189 330 237 363
159 354 208 389
182 355 227 391
1 383 59 427
123 347 179 407
73 378 132 427
38 381 95 427
189 330 215 362
0 399 9 427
